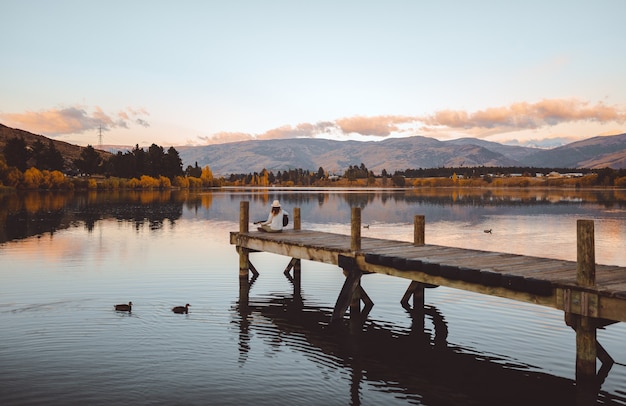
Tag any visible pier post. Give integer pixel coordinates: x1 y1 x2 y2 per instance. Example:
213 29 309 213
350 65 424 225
414 215 425 246
351 207 361 251
238 201 250 279
577 219 595 287
294 207 301 230
240 201 249 234
575 219 597 385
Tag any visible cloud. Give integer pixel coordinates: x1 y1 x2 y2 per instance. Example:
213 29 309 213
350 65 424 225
0 105 150 136
198 132 254 145
335 115 415 137
422 99 626 136
326 99 626 140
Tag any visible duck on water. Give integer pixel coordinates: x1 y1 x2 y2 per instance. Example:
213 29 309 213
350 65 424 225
172 304 190 314
114 302 132 312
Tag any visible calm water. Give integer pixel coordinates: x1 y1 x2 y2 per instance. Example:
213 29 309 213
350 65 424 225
1 188 626 405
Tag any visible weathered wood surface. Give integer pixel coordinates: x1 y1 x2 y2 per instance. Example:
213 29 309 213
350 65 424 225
230 229 626 322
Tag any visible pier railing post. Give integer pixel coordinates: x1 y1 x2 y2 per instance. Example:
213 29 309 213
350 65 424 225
577 219 595 287
351 207 361 251
239 201 250 279
240 201 249 234
294 207 301 230
414 215 425 246
574 219 597 385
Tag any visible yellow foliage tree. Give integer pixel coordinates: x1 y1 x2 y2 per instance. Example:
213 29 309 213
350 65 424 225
23 167 44 188
174 175 189 188
201 166 214 187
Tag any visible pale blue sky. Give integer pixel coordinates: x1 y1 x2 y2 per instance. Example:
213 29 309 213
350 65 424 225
1 0 625 148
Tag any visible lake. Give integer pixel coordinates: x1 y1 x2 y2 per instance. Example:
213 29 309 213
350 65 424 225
1 188 626 405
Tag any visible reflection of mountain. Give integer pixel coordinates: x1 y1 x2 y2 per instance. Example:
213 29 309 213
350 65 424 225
234 292 624 405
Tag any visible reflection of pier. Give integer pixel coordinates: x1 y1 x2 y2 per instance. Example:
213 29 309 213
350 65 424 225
235 272 626 405
231 201 624 399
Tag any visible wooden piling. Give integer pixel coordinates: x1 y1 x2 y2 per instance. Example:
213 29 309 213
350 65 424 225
294 207 301 230
577 219 595 287
351 207 361 251
238 201 250 279
575 219 597 385
414 215 425 246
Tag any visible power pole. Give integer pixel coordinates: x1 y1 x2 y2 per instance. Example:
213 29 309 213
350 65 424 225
98 125 103 149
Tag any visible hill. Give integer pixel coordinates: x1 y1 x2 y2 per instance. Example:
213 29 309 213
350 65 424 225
522 133 626 169
0 123 111 170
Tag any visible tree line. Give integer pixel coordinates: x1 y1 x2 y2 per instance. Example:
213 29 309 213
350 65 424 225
1 137 222 189
4 136 626 189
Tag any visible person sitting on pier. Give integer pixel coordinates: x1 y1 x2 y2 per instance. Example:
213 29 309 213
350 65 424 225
256 200 288 232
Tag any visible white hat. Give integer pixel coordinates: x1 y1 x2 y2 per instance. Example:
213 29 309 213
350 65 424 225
271 200 281 208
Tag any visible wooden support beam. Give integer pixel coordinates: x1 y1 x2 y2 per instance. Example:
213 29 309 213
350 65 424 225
248 260 259 277
401 281 426 310
565 312 598 385
333 255 362 321
238 246 250 279
576 315 597 385
283 258 300 275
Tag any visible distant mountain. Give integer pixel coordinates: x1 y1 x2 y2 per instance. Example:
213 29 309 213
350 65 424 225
178 133 626 175
522 133 626 169
3 122 626 175
177 136 527 175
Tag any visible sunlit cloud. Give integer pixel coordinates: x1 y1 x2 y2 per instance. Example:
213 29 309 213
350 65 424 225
335 115 415 137
421 99 626 137
0 105 150 136
197 131 254 145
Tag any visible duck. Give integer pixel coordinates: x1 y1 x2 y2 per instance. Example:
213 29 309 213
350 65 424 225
172 304 190 314
115 301 132 312
363 224 370 229
484 229 492 234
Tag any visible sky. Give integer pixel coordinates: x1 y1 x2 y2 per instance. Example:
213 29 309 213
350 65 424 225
1 0 625 149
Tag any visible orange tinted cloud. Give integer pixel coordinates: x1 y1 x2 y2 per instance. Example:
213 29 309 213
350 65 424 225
424 99 626 131
335 115 415 137
0 105 149 136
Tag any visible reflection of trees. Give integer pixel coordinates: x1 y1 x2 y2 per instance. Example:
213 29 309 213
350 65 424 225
0 190 193 243
233 292 625 405
225 187 626 210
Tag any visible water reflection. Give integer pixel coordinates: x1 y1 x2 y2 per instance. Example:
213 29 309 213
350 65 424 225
235 272 626 406
3 188 626 244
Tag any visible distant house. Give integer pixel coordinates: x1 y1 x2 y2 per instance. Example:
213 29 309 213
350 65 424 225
328 175 340 181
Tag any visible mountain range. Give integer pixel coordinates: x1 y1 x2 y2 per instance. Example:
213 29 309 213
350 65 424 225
176 132 626 175
2 123 626 175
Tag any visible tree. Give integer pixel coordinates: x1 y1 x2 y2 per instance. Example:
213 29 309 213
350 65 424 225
185 162 202 178
42 141 65 171
163 147 183 179
74 145 103 175
147 144 165 177
3 137 30 171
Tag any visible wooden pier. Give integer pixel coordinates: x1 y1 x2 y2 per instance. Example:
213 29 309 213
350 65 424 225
230 201 625 386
